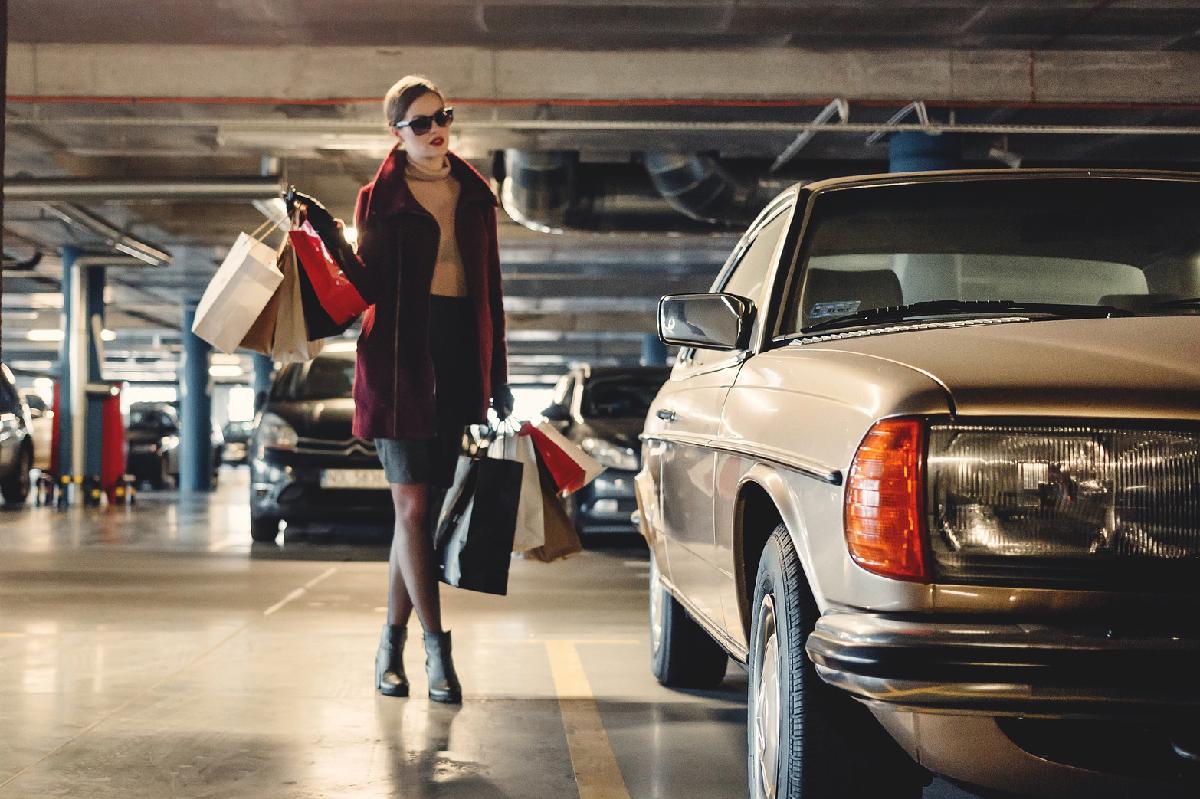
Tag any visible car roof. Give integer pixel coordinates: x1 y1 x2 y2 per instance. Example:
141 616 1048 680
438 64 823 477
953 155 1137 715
801 167 1200 195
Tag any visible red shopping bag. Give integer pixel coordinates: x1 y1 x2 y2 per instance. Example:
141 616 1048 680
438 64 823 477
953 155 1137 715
288 220 368 338
522 422 605 496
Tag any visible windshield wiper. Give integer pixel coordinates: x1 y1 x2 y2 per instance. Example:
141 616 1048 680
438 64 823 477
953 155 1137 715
1150 297 1200 309
801 299 1135 334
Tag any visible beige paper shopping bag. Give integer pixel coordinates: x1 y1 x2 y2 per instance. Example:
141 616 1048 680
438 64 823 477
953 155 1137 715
192 224 284 353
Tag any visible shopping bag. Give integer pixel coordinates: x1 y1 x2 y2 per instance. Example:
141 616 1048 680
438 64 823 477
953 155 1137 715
524 421 605 496
272 243 324 363
238 282 281 355
289 219 369 341
526 454 583 563
488 425 545 552
434 454 524 595
192 223 284 353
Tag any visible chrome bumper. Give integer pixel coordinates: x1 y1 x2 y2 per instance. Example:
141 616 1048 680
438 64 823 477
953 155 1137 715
806 612 1200 716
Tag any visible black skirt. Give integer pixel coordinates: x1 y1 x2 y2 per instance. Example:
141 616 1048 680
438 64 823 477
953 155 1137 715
375 295 481 487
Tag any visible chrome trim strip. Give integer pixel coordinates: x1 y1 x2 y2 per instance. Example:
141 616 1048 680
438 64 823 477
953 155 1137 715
642 431 842 486
791 316 1030 345
661 573 749 664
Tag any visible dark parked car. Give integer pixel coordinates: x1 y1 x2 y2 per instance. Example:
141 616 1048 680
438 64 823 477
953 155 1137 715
249 342 391 542
126 402 223 489
221 420 255 465
0 364 34 506
542 365 670 532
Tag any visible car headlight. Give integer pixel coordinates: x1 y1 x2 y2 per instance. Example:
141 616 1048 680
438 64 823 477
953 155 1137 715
581 437 639 471
255 413 298 458
927 422 1200 585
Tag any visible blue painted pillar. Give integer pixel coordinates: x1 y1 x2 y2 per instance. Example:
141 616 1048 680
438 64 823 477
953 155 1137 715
83 266 106 478
180 304 213 492
641 333 668 367
252 353 274 413
58 246 81 479
888 131 961 173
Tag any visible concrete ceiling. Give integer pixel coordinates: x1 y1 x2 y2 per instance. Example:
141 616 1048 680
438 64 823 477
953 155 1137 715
6 0 1200 386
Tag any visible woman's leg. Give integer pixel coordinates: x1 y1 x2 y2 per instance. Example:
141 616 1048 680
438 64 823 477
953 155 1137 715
387 482 443 633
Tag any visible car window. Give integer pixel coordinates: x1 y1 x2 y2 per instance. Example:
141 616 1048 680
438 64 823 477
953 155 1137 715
782 179 1200 334
129 408 177 430
294 357 355 400
0 379 17 413
580 373 669 419
269 364 302 401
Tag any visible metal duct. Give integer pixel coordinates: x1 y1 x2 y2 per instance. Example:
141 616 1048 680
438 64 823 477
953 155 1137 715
501 150 719 233
500 150 779 233
643 152 776 227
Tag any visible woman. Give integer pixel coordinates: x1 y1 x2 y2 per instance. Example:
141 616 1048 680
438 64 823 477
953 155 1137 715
301 75 512 704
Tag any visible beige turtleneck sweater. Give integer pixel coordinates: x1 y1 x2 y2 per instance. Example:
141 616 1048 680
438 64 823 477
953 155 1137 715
405 156 468 297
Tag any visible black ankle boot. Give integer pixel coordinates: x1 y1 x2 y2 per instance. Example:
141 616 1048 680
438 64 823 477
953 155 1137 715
376 624 409 697
423 630 462 704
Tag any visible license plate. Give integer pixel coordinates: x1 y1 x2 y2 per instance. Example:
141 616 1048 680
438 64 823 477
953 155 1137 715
320 469 390 490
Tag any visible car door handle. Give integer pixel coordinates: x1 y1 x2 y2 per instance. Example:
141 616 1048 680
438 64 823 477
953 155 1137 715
656 409 677 422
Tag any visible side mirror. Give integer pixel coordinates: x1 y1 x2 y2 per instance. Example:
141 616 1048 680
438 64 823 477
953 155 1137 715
658 292 755 351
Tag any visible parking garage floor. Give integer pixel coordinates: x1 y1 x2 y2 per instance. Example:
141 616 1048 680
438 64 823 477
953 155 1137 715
0 468 971 798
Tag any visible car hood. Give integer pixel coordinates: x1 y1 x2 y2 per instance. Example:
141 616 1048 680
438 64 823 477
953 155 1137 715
270 398 355 439
576 418 645 449
814 316 1200 420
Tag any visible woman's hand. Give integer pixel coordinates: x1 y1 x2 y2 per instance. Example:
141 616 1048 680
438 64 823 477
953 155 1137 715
491 384 515 421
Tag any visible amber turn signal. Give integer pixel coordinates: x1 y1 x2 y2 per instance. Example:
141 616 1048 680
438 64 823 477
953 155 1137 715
844 417 927 581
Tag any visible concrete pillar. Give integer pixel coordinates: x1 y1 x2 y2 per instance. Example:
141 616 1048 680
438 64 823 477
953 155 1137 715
83 266 106 478
252 353 274 414
640 333 668 367
180 304 213 492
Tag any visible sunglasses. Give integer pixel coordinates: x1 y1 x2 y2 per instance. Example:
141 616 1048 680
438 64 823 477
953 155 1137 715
393 107 454 136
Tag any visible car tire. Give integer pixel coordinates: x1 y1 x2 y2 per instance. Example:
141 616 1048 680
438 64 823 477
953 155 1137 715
250 515 281 543
649 548 728 688
1 445 32 506
748 524 925 799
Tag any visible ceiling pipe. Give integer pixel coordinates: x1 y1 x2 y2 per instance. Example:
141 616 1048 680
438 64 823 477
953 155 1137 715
1 250 43 271
5 176 282 202
41 203 171 265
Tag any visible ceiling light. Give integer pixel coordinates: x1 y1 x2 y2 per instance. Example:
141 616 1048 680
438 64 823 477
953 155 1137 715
342 227 358 247
208 364 244 378
101 329 117 342
26 329 64 342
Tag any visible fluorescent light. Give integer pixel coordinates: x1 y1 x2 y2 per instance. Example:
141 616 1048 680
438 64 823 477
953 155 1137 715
209 364 244 378
26 329 64 342
101 329 117 342
342 227 358 247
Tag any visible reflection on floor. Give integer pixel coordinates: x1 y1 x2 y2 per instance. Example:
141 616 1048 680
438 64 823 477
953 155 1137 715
0 467 974 797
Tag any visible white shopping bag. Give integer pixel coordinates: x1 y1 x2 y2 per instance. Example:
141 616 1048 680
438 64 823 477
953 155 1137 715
489 426 545 552
192 224 284 353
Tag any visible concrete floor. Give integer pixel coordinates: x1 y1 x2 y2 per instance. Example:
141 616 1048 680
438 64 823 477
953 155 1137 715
0 467 974 798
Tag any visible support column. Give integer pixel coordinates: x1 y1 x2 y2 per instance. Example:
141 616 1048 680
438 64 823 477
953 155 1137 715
180 303 214 492
252 353 274 414
640 333 668 367
58 246 83 480
83 266 106 478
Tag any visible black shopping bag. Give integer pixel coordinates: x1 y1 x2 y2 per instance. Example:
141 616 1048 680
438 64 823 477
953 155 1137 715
434 454 523 595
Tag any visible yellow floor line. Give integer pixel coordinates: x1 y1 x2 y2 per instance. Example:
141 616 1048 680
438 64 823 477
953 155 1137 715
545 640 633 799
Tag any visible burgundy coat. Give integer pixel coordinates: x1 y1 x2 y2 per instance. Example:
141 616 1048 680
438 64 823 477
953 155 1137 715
344 148 508 440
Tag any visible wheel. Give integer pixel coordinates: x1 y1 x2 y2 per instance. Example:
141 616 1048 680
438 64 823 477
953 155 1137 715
648 548 728 688
250 514 281 543
1 445 32 506
748 524 925 799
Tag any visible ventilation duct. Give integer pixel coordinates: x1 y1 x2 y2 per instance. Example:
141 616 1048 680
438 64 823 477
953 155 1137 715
500 150 783 234
642 152 777 227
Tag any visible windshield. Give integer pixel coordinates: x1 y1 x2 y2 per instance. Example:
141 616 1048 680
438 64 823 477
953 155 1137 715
581 373 667 419
295 357 355 401
785 178 1200 333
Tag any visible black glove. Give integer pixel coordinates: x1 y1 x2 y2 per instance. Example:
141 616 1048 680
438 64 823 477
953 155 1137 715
491 384 515 421
283 187 343 253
